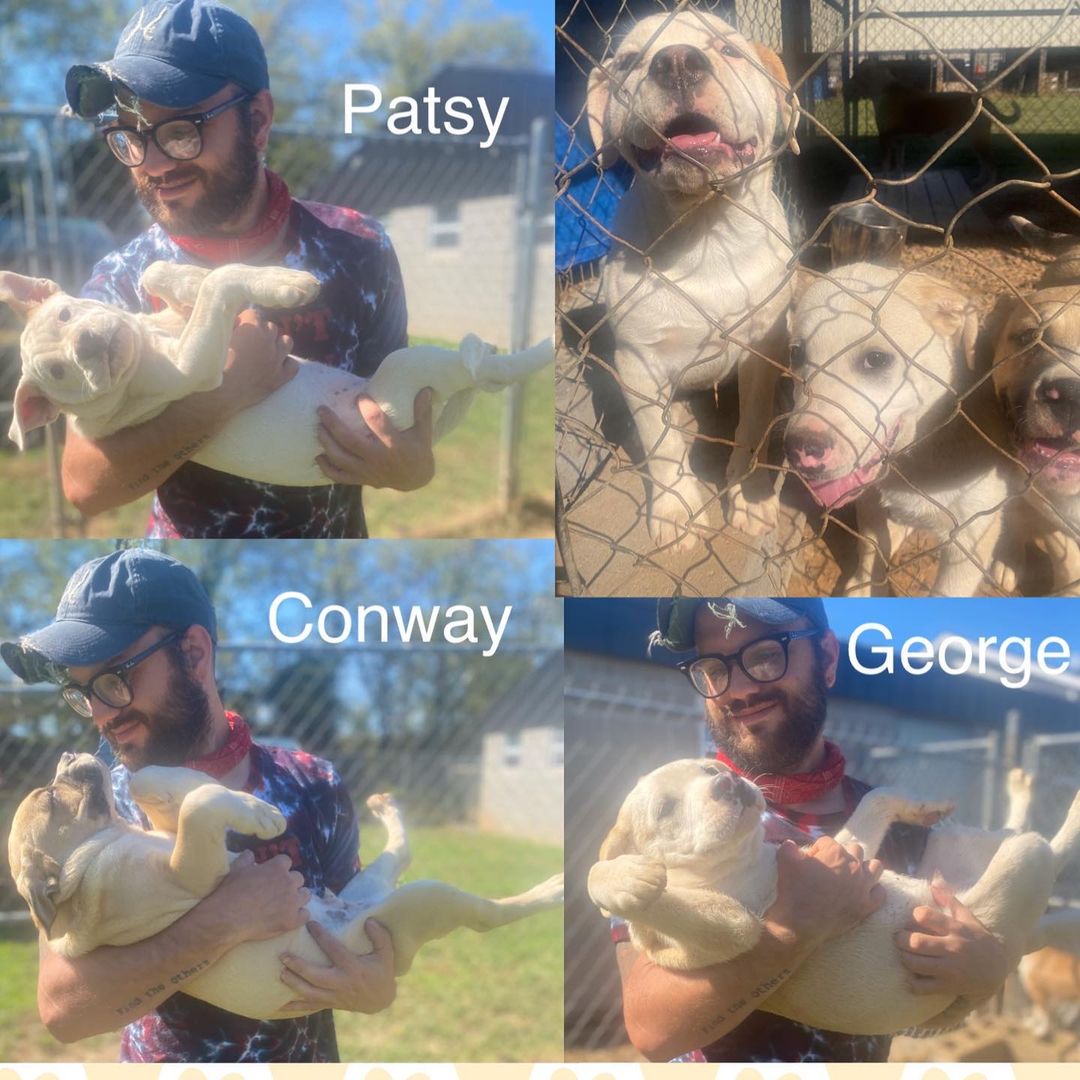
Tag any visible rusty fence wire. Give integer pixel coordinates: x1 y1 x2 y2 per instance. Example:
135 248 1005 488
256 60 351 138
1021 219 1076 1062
556 0 1080 599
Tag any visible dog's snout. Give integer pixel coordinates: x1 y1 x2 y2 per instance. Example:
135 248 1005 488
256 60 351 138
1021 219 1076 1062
785 427 836 474
59 751 76 767
708 769 734 798
1040 378 1080 431
648 45 711 97
75 328 109 360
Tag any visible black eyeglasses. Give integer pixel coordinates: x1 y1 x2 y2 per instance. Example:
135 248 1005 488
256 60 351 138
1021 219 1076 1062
102 91 252 167
677 629 823 699
61 629 185 718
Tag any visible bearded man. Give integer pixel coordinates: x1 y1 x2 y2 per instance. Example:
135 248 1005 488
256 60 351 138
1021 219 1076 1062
609 597 1012 1063
61 0 434 538
1 548 396 1061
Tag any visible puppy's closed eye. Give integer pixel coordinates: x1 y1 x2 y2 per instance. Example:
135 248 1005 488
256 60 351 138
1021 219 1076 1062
657 797 677 818
58 308 72 323
48 363 66 381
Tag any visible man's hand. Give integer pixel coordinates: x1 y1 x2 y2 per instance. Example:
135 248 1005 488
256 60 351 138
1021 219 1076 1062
316 389 435 490
207 852 310 946
765 838 886 948
211 309 299 418
278 918 397 1014
896 879 1010 1001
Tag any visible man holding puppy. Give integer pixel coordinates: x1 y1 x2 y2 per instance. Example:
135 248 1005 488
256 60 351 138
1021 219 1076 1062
61 0 434 538
1 548 395 1062
614 597 1011 1062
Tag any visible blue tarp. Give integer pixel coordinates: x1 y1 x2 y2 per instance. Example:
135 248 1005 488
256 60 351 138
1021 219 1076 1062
555 115 633 273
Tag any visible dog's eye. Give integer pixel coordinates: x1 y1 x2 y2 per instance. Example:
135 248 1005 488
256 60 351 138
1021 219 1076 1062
789 341 806 366
611 50 640 73
48 363 66 381
1014 326 1040 348
860 350 893 372
57 308 71 322
720 43 742 59
657 798 677 818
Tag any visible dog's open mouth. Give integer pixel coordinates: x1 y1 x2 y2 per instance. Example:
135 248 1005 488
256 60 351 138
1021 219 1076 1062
800 421 902 510
635 114 757 172
1018 435 1080 478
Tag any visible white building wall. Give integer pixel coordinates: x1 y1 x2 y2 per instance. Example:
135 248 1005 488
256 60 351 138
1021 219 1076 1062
479 726 564 844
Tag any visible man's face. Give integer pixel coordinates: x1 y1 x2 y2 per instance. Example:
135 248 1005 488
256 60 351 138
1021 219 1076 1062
696 610 840 774
65 627 212 771
110 85 264 234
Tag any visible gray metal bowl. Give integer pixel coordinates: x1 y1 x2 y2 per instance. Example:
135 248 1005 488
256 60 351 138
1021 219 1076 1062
830 203 908 268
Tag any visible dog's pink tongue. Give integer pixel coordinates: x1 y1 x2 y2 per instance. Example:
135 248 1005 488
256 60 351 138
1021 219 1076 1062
807 466 874 510
663 132 730 159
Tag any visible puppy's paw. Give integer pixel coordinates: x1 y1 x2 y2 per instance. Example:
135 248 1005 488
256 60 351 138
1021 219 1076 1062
726 487 777 538
234 793 287 838
525 872 565 907
911 800 955 827
365 792 401 822
989 558 1018 595
1007 767 1033 801
648 488 707 552
603 854 667 914
250 268 321 309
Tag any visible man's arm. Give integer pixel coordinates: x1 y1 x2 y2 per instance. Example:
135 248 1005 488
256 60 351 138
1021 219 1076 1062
38 852 308 1042
61 312 297 516
618 838 886 1061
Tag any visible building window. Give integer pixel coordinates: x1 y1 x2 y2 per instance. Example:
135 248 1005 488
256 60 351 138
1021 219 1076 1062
431 202 462 248
502 731 522 768
549 727 564 767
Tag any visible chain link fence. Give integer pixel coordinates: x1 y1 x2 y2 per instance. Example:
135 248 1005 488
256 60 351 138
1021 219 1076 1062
563 650 1080 1053
556 0 1080 598
0 643 563 918
0 108 551 535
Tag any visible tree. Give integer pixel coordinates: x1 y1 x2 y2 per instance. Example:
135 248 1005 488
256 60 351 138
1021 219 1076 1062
346 0 541 101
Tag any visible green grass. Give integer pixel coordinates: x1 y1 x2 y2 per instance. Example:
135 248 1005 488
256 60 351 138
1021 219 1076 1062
0 367 553 539
813 93 1080 139
0 825 563 1063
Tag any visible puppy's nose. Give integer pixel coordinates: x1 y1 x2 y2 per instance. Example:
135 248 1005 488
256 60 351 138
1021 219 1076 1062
785 427 836 474
59 751 76 767
1040 378 1080 433
709 770 735 799
649 45 711 96
75 328 109 360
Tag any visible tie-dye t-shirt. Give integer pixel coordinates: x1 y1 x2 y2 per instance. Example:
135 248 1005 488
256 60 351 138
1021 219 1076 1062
81 200 407 538
109 739 361 1062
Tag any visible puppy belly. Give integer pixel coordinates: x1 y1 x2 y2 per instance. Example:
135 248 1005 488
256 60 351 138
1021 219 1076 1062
185 894 375 1019
766 880 954 1035
192 360 368 487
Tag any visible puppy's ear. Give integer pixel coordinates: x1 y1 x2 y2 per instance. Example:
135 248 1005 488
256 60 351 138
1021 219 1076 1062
0 272 61 320
752 44 800 156
9 378 60 450
900 276 981 370
15 848 63 937
598 815 637 861
586 63 619 168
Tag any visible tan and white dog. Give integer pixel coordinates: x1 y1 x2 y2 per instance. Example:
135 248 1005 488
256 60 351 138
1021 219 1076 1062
8 752 563 1020
785 262 1016 595
588 758 1080 1035
586 10 799 547
990 217 1080 594
0 263 553 486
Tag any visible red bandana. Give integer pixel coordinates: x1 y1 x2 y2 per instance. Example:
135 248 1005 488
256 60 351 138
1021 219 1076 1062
716 740 847 807
184 711 253 779
170 169 293 266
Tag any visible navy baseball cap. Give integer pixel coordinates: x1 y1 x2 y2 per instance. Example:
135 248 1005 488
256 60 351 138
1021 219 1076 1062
66 0 269 120
1 548 217 685
652 597 829 654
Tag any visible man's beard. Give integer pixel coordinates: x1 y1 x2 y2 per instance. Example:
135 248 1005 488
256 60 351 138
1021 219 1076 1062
705 658 829 774
103 653 213 770
133 132 261 235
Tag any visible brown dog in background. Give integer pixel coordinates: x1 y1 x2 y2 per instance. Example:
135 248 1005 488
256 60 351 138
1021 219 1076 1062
847 59 1020 183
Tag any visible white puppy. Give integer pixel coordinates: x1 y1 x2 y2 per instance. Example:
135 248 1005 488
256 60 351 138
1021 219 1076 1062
586 10 799 547
9 752 564 1020
785 263 1016 595
589 758 1080 1035
0 263 553 486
